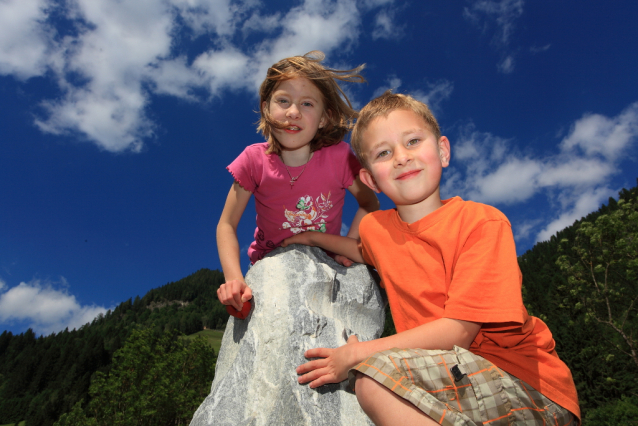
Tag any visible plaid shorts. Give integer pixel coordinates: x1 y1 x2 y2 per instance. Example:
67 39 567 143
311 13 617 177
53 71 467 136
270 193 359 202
349 346 577 426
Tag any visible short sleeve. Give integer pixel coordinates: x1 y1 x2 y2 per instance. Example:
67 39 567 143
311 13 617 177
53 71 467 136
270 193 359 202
226 144 265 193
444 219 525 325
333 142 362 189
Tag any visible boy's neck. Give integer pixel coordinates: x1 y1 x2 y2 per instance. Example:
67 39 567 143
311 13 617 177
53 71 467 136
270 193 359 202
395 190 444 224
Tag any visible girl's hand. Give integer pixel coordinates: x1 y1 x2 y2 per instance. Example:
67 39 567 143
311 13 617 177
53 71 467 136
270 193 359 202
334 255 354 267
281 232 316 248
296 335 360 388
217 279 253 311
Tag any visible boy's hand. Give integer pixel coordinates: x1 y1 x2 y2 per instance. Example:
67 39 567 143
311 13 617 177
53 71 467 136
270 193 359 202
296 335 360 388
217 279 253 311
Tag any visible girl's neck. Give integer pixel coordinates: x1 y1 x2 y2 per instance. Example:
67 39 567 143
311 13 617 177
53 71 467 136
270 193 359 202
280 145 312 167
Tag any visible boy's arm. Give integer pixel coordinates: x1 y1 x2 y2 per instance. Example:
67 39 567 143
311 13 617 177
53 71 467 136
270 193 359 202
281 232 365 264
297 317 481 388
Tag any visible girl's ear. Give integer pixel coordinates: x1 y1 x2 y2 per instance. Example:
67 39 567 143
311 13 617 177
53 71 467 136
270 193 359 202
319 110 331 129
359 168 380 193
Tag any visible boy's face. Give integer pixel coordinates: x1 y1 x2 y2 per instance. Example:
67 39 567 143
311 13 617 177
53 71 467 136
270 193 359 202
359 109 450 212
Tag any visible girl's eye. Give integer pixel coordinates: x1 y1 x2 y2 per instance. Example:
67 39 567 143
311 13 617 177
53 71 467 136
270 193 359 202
275 99 289 105
301 101 313 107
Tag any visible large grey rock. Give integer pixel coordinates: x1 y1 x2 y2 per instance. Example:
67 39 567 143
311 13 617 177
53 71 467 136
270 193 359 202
190 245 385 426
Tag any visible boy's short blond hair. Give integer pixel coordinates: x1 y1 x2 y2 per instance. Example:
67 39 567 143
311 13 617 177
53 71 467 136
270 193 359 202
258 51 366 156
351 91 441 168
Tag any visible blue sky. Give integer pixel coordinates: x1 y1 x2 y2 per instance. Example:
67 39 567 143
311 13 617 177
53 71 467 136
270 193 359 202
1 0 637 335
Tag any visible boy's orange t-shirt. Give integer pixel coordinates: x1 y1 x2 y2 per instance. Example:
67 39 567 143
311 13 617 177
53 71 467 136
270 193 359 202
359 197 580 419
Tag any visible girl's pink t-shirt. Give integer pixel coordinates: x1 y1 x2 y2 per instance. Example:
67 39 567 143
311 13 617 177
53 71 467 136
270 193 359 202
228 141 362 264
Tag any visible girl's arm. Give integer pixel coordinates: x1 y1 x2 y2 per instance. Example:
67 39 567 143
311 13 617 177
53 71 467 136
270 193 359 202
281 232 364 263
333 176 379 266
216 181 253 311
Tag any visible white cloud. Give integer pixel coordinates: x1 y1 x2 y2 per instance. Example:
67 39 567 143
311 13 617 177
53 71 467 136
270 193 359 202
0 0 55 79
0 0 398 152
464 0 524 46
560 102 638 161
412 80 454 114
497 55 515 74
370 75 453 114
443 102 638 243
536 186 615 242
464 0 524 73
371 8 403 40
0 278 112 335
372 75 402 98
530 44 551 54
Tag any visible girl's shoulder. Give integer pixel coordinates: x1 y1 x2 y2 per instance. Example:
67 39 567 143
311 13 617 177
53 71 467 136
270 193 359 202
242 141 270 155
314 141 350 157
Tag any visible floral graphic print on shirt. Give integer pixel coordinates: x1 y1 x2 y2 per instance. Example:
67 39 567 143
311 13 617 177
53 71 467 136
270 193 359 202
282 192 333 234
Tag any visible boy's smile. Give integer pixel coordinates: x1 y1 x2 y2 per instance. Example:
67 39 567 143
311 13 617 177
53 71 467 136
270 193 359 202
359 109 450 222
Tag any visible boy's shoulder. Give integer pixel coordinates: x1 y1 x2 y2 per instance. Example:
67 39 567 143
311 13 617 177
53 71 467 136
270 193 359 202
361 197 510 232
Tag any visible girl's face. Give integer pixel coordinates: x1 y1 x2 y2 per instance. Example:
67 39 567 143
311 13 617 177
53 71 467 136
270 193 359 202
264 77 327 153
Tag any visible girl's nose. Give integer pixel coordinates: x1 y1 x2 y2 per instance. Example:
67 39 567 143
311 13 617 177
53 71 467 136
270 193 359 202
286 103 301 120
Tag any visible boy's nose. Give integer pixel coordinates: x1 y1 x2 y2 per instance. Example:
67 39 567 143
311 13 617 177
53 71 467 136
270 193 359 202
394 147 412 166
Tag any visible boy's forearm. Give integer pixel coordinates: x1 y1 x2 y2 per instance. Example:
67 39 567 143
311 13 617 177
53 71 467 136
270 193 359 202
353 318 481 363
301 233 365 264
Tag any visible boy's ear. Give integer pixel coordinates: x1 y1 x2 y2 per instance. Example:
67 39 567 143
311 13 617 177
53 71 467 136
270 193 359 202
438 136 451 167
359 168 380 193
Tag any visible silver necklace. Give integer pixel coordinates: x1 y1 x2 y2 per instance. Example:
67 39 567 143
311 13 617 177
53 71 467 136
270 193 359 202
282 153 311 188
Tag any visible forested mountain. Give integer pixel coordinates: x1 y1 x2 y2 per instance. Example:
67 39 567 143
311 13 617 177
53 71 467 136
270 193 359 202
1 181 637 425
519 180 638 423
0 268 227 426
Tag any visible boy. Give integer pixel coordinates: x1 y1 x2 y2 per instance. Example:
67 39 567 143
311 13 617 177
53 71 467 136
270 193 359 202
281 92 580 425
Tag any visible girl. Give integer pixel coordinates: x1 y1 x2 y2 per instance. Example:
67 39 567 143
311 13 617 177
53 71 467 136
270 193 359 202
217 51 379 317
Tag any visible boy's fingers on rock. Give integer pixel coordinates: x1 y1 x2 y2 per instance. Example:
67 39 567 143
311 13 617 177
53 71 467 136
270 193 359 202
305 347 332 359
296 358 325 375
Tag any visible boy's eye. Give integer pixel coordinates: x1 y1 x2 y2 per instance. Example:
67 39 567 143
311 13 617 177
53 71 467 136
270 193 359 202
407 138 419 146
376 150 390 159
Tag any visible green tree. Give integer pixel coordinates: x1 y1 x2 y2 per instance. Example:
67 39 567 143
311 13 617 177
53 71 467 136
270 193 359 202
54 327 215 426
557 197 638 368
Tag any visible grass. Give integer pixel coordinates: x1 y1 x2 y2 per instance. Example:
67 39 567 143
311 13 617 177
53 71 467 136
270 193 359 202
182 329 225 355
0 422 26 426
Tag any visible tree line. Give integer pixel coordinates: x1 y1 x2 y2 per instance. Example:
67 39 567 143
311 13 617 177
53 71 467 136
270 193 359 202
0 268 227 426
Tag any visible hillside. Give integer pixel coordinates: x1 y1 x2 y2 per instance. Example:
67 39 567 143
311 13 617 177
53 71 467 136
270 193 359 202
519 180 638 422
0 268 227 426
